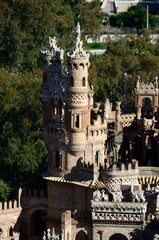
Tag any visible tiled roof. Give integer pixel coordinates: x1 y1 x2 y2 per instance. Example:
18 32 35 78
43 170 159 188
43 175 106 189
138 176 159 185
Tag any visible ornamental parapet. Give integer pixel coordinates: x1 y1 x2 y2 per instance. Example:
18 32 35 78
135 77 158 95
91 201 147 225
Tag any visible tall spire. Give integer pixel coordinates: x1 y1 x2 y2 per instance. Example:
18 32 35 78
68 22 89 58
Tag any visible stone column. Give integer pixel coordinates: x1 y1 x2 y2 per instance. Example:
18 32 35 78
115 101 121 131
136 106 141 119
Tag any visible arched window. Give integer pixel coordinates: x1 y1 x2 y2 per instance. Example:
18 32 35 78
73 63 78 70
9 227 14 236
75 230 88 240
95 151 99 165
109 233 128 240
55 151 60 167
142 97 152 118
82 77 86 87
75 115 80 128
71 77 74 87
79 63 84 69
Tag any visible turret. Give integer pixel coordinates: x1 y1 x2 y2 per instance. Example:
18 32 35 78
41 37 68 176
41 36 65 126
65 23 93 157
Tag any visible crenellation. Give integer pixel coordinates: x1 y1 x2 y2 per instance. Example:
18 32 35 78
0 199 20 211
81 161 94 170
3 201 7 210
22 188 46 198
103 161 139 174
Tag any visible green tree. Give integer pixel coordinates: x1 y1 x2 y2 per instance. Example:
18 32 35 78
0 68 47 195
109 4 159 33
0 180 11 201
0 0 74 72
89 32 159 105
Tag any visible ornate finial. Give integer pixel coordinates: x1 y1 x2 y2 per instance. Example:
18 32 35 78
153 234 159 240
41 36 64 62
104 98 111 119
42 231 46 240
68 23 89 58
116 101 121 110
49 36 57 48
155 76 158 89
76 22 81 37
136 76 140 89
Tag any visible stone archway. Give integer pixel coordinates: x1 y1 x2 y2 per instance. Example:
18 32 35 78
75 230 88 240
30 209 47 237
135 78 158 119
109 233 128 240
142 97 152 118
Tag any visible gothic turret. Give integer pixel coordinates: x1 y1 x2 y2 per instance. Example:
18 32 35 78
41 37 68 176
66 23 92 157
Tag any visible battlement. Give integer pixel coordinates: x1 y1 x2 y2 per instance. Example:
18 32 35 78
100 162 139 179
91 114 106 126
104 161 138 171
87 126 107 139
22 188 47 198
0 199 21 211
79 161 139 173
0 188 22 211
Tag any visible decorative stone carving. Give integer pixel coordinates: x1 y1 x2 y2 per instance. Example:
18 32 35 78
111 191 123 202
143 116 156 131
154 234 159 240
41 36 64 62
91 201 147 224
68 93 88 106
68 23 89 58
104 99 111 119
116 101 121 110
120 113 136 128
145 184 159 196
43 228 60 240
135 79 158 95
131 191 146 203
93 189 109 201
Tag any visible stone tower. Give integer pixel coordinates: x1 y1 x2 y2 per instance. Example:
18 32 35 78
41 36 67 177
41 23 107 178
66 22 92 158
